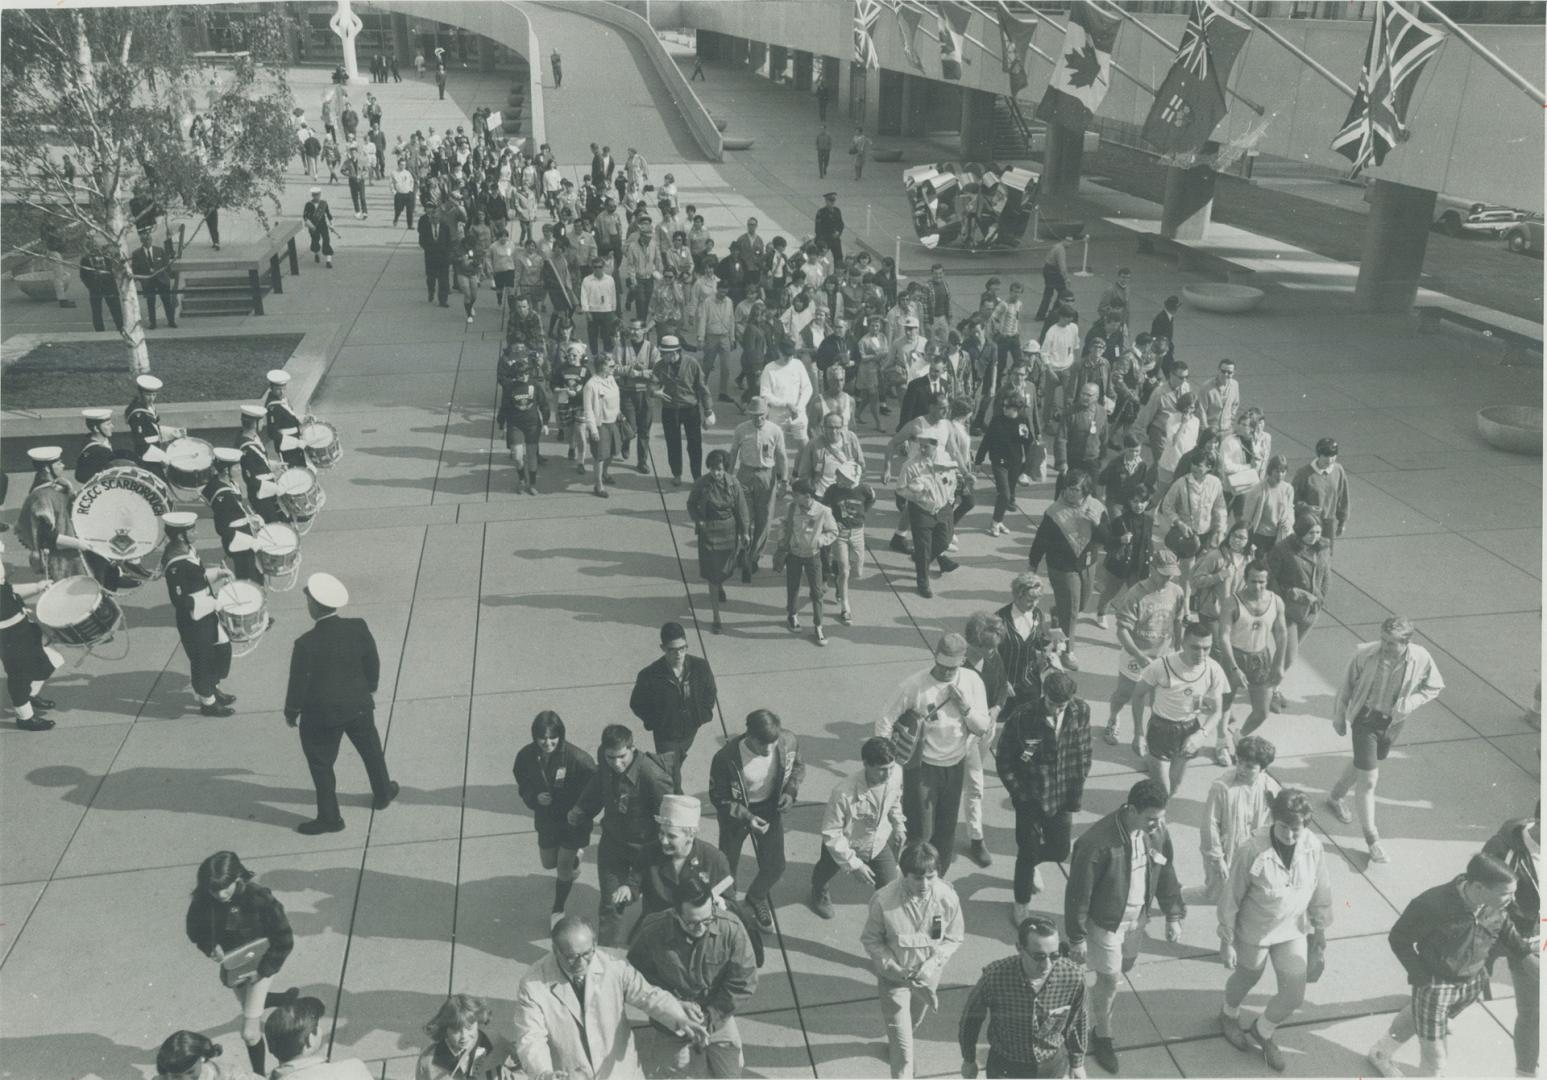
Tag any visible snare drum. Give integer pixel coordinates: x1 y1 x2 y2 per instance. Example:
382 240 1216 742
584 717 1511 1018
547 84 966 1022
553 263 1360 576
35 576 123 648
254 523 301 578
216 581 268 643
165 437 216 491
73 466 174 562
277 468 325 520
300 421 342 470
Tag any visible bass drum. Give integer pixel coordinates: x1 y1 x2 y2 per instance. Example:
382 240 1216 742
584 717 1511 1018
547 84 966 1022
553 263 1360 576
72 466 174 563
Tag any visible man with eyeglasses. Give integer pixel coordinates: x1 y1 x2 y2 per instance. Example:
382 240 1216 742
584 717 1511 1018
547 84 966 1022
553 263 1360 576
628 884 758 1079
1065 778 1185 1075
959 915 1089 1078
515 915 706 1080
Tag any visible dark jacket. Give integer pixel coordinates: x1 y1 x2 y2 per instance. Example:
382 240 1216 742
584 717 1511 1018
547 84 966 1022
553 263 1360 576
709 732 805 818
130 243 171 287
898 376 952 431
1065 808 1185 945
1483 817 1541 939
78 249 119 296
185 881 294 979
1098 455 1149 511
513 739 596 825
975 412 1037 467
995 601 1059 708
284 615 380 725
575 748 677 849
1054 405 1108 472
996 698 1092 815
415 1029 519 1080
629 655 718 742
628 909 757 1031
1389 875 1530 985
1100 508 1155 585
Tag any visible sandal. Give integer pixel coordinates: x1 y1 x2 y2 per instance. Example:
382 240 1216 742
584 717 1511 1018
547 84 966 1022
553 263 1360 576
1104 723 1120 746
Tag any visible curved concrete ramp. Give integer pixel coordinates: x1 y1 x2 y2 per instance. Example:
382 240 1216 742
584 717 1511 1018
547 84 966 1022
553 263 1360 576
522 1 704 162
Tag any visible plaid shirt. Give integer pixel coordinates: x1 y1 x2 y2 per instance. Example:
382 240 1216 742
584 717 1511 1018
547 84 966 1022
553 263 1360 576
995 698 1093 815
959 955 1088 1071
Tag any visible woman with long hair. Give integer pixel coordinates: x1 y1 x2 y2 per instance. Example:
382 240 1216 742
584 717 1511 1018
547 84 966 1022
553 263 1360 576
686 449 750 633
184 852 297 1076
513 712 597 928
416 994 518 1079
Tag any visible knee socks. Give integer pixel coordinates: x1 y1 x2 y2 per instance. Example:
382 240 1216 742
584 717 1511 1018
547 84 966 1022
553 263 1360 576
246 1039 266 1075
553 877 575 913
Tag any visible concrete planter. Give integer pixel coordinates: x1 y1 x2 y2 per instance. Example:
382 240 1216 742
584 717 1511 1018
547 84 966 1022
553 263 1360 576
722 137 755 151
872 148 903 163
1183 282 1265 314
1477 405 1543 455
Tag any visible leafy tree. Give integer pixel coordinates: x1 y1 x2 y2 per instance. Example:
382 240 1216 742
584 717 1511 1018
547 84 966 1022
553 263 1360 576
1 6 298 374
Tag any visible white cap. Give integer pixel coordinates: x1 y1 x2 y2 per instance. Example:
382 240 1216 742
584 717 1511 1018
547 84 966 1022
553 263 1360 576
655 794 701 829
305 572 349 609
27 446 62 465
1024 339 1042 353
213 447 242 465
266 369 292 386
82 408 113 425
161 511 198 530
136 375 164 392
240 404 267 420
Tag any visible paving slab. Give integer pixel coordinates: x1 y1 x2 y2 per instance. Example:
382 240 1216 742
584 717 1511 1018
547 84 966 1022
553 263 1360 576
3 722 130 885
1331 533 1541 621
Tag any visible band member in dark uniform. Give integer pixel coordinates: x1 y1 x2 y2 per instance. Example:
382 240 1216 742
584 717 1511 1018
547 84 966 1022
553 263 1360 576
161 512 236 718
263 369 308 469
0 540 59 731
284 572 398 835
237 405 285 524
75 408 136 483
126 374 169 476
204 449 264 585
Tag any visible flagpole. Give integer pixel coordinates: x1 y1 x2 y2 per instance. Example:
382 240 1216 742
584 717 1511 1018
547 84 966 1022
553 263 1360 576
1222 0 1355 99
1410 0 1545 106
893 0 1005 66
1026 5 1162 100
1100 2 1268 116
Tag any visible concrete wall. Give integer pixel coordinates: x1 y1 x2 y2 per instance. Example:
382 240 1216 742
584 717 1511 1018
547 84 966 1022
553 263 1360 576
676 1 1544 211
537 0 722 161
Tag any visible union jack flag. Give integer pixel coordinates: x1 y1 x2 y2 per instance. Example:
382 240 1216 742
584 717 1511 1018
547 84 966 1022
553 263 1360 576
1331 3 1445 175
1177 1 1216 79
855 0 883 69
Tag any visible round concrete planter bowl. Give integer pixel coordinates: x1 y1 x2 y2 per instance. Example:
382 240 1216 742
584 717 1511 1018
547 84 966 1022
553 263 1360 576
711 115 729 132
1183 282 1265 314
1476 405 1543 455
13 270 57 302
872 148 904 163
722 137 755 151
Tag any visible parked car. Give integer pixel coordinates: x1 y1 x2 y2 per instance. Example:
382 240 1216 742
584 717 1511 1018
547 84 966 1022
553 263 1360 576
1505 215 1544 258
1433 200 1524 238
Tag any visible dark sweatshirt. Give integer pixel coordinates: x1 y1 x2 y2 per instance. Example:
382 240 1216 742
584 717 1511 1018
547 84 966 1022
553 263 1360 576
1388 875 1531 985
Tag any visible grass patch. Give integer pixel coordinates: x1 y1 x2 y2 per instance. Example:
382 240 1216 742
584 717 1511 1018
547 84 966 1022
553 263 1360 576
2 334 304 410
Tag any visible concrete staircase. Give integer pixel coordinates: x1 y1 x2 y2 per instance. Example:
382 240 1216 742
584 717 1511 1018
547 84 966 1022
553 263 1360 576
177 272 268 318
990 95 1036 161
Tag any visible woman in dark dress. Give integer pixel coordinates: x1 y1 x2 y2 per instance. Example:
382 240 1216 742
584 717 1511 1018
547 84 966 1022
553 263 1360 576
686 449 749 634
512 711 596 928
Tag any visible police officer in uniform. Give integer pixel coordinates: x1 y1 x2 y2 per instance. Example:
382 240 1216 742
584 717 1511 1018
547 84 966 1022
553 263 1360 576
0 540 60 731
126 374 169 475
284 572 398 835
160 512 236 717
815 192 845 263
263 370 308 468
203 448 264 586
75 408 135 483
236 405 284 524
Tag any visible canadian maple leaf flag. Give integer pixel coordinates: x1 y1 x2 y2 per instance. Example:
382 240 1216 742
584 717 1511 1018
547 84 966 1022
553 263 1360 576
1036 0 1122 132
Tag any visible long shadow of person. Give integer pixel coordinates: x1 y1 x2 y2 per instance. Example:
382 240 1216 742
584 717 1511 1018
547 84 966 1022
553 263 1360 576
26 764 320 829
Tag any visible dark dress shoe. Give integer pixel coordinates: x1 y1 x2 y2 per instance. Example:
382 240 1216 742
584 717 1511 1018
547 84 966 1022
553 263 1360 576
297 818 346 835
213 690 237 705
937 556 960 574
1091 1034 1120 1074
16 716 55 731
200 703 235 717
372 781 401 811
917 584 933 598
31 697 56 711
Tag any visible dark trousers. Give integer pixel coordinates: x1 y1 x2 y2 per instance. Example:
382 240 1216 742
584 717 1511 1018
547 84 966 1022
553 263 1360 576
143 283 176 327
204 208 220 246
907 503 953 587
810 841 898 895
597 835 647 946
393 191 416 226
309 226 334 258
300 709 392 825
626 279 655 323
987 1049 1065 1079
651 728 697 792
89 291 124 332
826 236 844 263
817 149 831 177
995 333 1023 366
425 255 450 303
784 554 824 626
1013 802 1074 903
991 459 1025 521
622 392 653 466
586 311 618 354
182 637 232 698
1047 568 1090 641
1035 264 1067 320
661 405 703 480
953 487 975 527
437 80 446 99
718 798 786 901
901 762 965 876
348 178 367 214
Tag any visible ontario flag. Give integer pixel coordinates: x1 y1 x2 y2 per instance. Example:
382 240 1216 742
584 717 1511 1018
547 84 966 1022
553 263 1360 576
1035 0 1122 132
937 1 973 81
854 0 883 70
1331 3 1445 174
997 6 1039 97
1141 1 1251 157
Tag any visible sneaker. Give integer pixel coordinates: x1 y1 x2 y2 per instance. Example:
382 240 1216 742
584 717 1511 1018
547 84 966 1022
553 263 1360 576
1270 689 1287 713
787 613 800 631
945 539 959 553
1367 1046 1403 1078
1368 839 1391 864
467 314 475 324
1061 651 1080 672
989 522 1006 537
1327 795 1353 824
1090 1035 1119 1074
967 840 992 868
199 702 235 717
937 556 959 574
372 781 401 811
592 487 609 498
809 889 834 920
1249 1022 1287 1072
814 627 826 647
917 583 933 599
525 484 538 496
636 462 649 474
888 533 912 555
1220 1011 1253 1053
1214 743 1234 767
838 607 852 625
213 690 237 706
1096 613 1111 630
297 818 345 835
1104 723 1120 746
748 894 774 931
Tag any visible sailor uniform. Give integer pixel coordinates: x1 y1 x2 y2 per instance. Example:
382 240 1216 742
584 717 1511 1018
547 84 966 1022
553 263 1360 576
202 478 264 585
264 391 309 469
0 580 56 710
74 438 135 484
125 394 167 475
163 548 232 700
238 435 285 524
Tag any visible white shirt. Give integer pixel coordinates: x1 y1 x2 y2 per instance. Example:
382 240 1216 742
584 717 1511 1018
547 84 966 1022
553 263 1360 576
877 667 991 767
739 742 777 803
580 274 616 314
1041 322 1082 373
1140 653 1228 722
759 359 813 418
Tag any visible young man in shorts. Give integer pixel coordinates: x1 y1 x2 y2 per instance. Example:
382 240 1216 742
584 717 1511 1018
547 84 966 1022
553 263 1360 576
1221 561 1286 742
1133 620 1229 796
1106 548 1185 746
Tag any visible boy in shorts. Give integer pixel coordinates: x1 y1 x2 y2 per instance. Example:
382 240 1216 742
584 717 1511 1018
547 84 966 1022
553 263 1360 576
1221 561 1286 741
1133 620 1228 796
1106 547 1185 746
821 460 875 626
497 350 553 495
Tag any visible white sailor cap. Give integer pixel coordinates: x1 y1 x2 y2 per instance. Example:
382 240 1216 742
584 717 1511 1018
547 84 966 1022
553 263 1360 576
240 404 267 420
161 511 198 531
213 447 243 466
305 572 349 609
82 408 113 427
27 446 62 465
266 369 292 386
136 374 164 392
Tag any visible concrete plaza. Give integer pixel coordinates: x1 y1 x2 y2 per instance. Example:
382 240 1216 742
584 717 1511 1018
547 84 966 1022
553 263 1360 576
0 7 1540 1078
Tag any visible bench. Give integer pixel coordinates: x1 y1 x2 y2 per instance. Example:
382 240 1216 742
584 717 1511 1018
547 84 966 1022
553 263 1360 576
1416 304 1544 365
1136 232 1257 285
170 219 303 316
